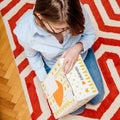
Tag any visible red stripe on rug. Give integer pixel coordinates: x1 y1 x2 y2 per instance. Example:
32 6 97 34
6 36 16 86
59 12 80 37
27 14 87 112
102 0 120 21
0 0 3 3
111 107 120 120
1 0 20 16
81 0 120 33
12 35 24 58
48 115 57 120
18 58 29 73
47 100 56 120
116 0 120 7
25 71 43 120
93 37 120 52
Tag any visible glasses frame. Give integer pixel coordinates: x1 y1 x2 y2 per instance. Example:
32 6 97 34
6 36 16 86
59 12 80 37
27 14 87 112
35 14 69 34
43 19 69 34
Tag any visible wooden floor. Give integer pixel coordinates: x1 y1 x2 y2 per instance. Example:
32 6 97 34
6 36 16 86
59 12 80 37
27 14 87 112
0 15 31 120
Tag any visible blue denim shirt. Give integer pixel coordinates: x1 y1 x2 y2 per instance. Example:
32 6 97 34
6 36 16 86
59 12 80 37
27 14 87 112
14 4 96 81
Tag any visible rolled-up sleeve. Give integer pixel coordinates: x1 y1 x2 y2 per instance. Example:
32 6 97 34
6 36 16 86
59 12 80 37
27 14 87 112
80 4 97 53
24 45 47 81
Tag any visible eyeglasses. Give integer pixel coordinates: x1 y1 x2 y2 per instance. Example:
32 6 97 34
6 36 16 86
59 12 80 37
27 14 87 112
35 14 69 34
42 19 69 34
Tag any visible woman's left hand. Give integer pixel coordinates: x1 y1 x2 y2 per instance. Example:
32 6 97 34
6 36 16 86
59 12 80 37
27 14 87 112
60 43 83 74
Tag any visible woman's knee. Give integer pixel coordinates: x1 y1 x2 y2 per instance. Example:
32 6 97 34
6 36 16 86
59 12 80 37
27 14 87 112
89 88 105 105
71 105 86 115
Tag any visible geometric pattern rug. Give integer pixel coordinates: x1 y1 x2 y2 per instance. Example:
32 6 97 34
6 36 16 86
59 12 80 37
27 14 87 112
0 0 120 120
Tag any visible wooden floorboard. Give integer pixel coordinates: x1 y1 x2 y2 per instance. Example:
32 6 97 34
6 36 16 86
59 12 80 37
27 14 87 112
0 14 31 120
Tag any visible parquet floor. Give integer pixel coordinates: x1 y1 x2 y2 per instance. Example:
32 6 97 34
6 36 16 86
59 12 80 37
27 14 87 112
0 14 31 120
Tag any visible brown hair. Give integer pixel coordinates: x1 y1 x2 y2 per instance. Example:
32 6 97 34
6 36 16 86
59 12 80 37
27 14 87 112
33 0 85 36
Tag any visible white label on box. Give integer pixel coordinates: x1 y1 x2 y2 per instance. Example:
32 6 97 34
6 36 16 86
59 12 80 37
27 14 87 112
44 74 58 97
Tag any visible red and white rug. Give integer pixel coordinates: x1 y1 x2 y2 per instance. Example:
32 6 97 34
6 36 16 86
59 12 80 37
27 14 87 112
0 0 120 120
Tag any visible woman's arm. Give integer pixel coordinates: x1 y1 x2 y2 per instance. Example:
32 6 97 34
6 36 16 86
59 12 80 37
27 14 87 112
23 45 47 81
61 4 96 74
79 3 97 53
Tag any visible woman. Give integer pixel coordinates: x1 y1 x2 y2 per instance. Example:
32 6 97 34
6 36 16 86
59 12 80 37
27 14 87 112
14 0 104 114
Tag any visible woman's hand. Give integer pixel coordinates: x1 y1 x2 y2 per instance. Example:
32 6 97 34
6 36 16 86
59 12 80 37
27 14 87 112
61 43 83 74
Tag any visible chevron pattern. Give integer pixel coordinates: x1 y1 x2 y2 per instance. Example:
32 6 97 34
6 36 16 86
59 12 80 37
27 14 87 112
0 0 120 120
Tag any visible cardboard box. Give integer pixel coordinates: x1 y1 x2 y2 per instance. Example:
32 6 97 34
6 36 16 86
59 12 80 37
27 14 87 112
41 55 98 119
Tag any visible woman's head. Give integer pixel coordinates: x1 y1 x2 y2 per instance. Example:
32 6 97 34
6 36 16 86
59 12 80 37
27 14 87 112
33 0 85 35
